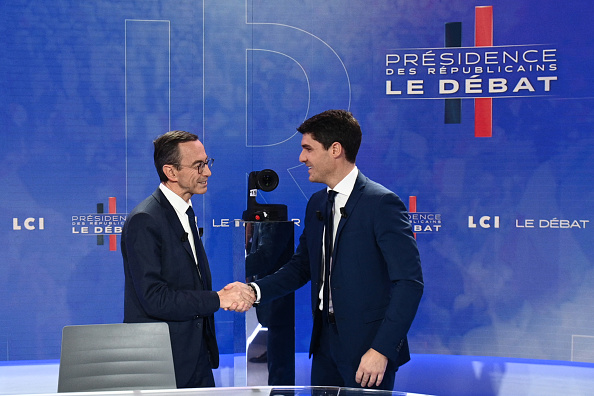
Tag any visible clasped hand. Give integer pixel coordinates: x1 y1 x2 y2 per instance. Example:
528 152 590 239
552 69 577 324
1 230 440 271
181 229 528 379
217 282 255 312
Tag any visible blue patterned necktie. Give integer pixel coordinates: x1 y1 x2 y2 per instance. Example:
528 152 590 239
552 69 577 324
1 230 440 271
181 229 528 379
186 206 207 288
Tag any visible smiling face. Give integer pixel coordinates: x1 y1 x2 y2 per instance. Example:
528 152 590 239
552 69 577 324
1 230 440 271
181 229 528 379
178 140 211 194
163 139 211 202
299 133 338 187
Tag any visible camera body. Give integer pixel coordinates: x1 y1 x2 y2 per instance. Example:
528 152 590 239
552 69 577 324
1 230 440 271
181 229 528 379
242 169 288 221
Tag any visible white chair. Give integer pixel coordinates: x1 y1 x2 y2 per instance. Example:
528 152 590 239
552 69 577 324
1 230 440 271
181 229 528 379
57 322 176 392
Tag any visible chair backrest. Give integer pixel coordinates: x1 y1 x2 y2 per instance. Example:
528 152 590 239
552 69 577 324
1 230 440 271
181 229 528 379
57 322 177 392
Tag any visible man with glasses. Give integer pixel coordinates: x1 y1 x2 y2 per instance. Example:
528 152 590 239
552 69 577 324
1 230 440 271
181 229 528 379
122 130 255 388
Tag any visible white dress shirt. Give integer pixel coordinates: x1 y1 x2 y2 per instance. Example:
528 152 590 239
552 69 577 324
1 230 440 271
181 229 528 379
159 183 199 265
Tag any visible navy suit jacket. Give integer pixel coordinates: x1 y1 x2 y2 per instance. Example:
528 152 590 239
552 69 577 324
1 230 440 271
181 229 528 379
256 171 423 367
121 188 220 387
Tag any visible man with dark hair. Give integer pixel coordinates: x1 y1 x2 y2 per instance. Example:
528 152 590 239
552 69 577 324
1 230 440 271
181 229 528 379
252 110 423 390
122 130 255 388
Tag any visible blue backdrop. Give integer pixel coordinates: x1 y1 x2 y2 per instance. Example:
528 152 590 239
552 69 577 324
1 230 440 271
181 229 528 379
1 0 593 365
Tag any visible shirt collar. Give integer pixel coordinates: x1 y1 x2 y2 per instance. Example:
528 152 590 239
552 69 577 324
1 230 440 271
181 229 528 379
328 166 358 198
159 183 192 214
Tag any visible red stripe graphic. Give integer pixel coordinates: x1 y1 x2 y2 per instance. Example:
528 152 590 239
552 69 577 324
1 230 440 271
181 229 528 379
409 196 417 239
475 6 493 137
409 196 417 213
109 197 117 251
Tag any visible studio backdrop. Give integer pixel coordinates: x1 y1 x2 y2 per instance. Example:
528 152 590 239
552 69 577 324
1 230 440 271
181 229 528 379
1 0 593 365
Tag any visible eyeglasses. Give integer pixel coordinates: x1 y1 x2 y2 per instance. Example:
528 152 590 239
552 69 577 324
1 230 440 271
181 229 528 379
178 157 214 174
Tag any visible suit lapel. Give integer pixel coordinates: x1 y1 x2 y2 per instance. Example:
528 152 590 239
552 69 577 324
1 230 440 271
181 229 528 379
152 189 196 267
309 190 327 284
154 189 212 289
333 171 366 259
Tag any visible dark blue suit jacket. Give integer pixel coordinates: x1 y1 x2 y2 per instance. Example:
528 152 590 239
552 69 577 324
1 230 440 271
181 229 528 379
121 188 220 387
256 171 423 367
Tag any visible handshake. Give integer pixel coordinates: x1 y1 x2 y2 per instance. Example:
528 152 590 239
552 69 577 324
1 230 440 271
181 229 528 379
217 282 256 312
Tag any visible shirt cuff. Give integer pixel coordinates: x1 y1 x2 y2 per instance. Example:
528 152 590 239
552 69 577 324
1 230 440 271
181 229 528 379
249 282 261 304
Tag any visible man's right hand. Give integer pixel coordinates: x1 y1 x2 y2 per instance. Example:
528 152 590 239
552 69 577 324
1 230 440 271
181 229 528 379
217 282 256 312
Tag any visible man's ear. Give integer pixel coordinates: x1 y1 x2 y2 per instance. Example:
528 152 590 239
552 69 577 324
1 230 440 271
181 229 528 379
162 164 178 182
330 142 343 159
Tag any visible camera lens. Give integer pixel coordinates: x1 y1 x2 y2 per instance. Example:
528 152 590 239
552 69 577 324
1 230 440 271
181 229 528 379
256 169 279 192
262 175 273 187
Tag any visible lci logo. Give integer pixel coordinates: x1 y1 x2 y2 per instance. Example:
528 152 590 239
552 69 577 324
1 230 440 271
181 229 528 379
384 5 558 137
468 215 500 229
13 217 45 230
408 196 442 237
71 197 126 252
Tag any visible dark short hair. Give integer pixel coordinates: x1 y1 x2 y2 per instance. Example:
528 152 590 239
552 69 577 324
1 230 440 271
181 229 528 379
153 130 199 182
296 110 362 163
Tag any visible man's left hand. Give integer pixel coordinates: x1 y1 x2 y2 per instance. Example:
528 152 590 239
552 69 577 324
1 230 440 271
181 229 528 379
355 348 388 388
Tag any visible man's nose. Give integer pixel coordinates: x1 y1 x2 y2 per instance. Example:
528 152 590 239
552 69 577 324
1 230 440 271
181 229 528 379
203 163 212 176
298 150 306 163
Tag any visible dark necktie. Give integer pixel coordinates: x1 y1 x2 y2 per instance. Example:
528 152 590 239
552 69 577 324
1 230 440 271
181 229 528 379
186 206 208 289
323 190 337 319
